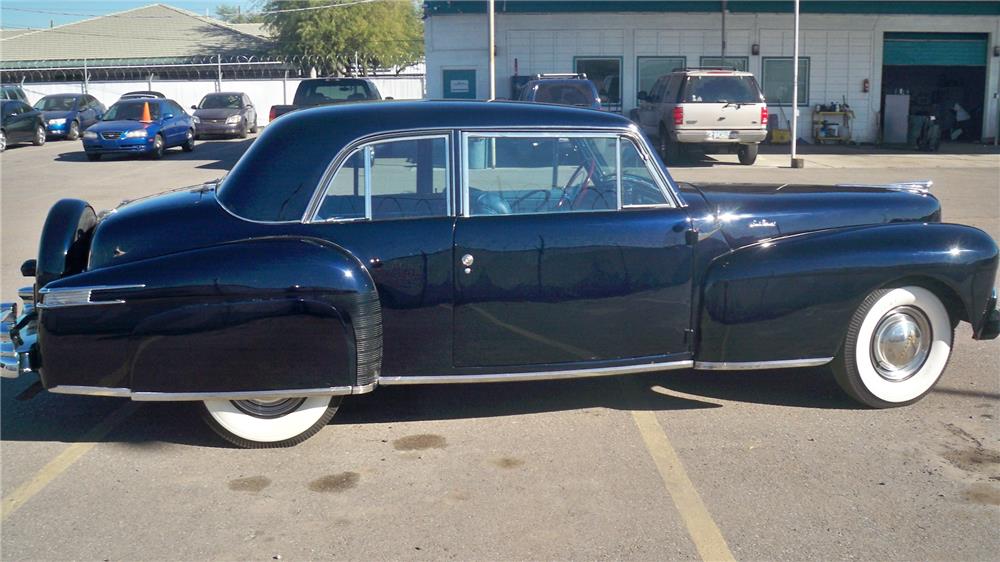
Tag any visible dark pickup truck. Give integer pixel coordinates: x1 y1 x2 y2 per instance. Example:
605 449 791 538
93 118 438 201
268 77 382 121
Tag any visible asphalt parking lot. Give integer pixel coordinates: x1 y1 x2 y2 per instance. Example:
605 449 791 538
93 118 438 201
1 136 998 560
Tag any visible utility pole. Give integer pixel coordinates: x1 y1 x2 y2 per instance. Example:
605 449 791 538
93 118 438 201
216 53 223 92
721 0 727 63
790 0 804 168
488 0 496 100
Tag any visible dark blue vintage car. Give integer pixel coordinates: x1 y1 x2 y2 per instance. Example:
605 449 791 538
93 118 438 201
2 101 998 447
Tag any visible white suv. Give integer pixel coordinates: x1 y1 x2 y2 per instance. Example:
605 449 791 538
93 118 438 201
634 68 767 165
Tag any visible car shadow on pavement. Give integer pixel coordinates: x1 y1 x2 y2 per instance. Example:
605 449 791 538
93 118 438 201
51 137 255 171
0 367 858 448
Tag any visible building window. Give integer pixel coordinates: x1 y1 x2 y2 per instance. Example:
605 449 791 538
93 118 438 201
699 56 749 71
762 57 810 106
574 57 622 112
636 57 685 101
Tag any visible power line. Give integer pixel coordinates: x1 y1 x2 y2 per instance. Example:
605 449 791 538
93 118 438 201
1 0 381 20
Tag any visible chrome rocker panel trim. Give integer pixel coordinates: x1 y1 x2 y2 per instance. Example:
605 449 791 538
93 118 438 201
49 383 378 401
693 357 834 371
378 360 694 385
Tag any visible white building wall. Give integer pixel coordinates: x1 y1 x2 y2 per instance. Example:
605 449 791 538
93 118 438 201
425 11 1000 143
21 76 425 125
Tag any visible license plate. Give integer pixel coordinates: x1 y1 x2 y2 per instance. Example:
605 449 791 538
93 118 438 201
708 130 734 140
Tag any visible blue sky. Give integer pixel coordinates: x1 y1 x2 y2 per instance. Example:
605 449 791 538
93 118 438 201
1 1 259 29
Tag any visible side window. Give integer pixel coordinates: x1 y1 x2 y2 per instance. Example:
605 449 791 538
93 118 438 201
465 135 619 216
370 137 449 220
318 149 366 221
648 78 664 103
316 136 449 222
620 139 669 207
664 76 681 103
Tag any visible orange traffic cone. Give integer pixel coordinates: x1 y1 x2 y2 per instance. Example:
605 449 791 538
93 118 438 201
140 101 152 123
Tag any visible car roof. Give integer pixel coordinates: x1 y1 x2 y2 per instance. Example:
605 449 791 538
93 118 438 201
673 69 754 77
40 93 81 98
527 79 595 87
220 100 635 222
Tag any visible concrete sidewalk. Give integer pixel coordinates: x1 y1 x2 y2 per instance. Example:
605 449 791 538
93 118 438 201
734 142 1000 169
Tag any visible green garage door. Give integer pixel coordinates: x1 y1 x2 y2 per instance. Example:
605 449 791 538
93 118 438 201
884 32 987 66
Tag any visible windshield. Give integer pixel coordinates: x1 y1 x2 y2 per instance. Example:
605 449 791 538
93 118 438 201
199 94 241 109
531 83 597 106
103 101 161 121
34 96 78 111
682 76 762 104
293 81 374 105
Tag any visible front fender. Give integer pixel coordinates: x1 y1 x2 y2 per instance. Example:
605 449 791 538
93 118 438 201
696 223 999 363
38 237 382 394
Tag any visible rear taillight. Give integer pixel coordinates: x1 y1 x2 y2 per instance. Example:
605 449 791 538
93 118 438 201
672 106 683 125
761 106 769 126
268 107 278 122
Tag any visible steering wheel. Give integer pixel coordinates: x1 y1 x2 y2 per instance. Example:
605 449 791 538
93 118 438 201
511 189 552 213
621 173 662 205
570 186 611 210
557 161 596 209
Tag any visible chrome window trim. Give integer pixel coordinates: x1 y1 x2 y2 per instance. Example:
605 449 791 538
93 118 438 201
618 135 678 208
50 383 377 401
37 284 146 309
693 357 833 371
305 130 454 224
379 359 693 385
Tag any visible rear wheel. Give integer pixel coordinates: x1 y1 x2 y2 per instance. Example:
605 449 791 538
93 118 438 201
66 120 80 140
182 128 195 152
832 286 953 408
202 395 342 448
737 143 758 165
658 125 682 164
32 124 46 146
0 129 6 152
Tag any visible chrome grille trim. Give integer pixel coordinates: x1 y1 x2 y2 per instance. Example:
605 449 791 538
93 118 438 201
352 293 382 386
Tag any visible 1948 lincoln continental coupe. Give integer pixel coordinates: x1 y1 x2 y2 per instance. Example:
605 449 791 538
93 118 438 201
2 101 998 447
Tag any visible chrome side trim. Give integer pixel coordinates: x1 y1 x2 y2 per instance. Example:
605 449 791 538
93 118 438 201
48 384 378 401
378 360 694 385
49 386 132 398
693 357 834 371
37 284 146 309
835 180 932 194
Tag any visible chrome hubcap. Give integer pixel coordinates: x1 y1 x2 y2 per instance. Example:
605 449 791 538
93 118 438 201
231 397 306 419
871 305 932 381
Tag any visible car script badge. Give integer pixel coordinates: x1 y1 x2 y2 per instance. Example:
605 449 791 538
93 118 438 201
749 219 777 228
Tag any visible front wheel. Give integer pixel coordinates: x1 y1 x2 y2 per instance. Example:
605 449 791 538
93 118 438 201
67 120 80 140
85 152 100 161
238 119 248 139
33 124 46 146
0 129 6 152
149 133 165 159
202 395 342 448
832 286 953 408
737 143 758 165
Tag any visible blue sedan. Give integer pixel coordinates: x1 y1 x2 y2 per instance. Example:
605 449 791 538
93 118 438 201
33 93 105 140
81 98 195 160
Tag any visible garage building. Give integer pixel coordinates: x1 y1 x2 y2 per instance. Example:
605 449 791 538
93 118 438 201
424 1 1000 143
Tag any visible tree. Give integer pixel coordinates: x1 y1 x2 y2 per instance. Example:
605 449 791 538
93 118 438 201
262 0 423 76
215 3 265 23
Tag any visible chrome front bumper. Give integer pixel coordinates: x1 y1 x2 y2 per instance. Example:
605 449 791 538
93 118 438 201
1 287 38 379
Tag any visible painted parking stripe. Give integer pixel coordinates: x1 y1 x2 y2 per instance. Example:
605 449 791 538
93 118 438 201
1 401 140 520
630 405 735 561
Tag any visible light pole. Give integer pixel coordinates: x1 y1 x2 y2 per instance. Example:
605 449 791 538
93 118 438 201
488 0 496 100
791 0 804 168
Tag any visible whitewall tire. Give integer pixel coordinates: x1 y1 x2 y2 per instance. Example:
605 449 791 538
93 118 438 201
202 395 341 448
833 286 953 408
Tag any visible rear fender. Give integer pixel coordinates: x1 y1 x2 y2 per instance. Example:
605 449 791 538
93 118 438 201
37 237 381 395
696 223 999 363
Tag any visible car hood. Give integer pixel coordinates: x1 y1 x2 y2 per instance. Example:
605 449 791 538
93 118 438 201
194 108 240 119
88 184 257 270
41 110 73 120
88 120 158 132
683 182 942 248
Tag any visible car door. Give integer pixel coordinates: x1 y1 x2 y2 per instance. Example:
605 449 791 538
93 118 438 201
7 102 33 141
307 133 456 377
79 96 97 127
452 131 693 369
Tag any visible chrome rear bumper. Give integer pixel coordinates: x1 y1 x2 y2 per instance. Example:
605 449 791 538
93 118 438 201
1 287 39 379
